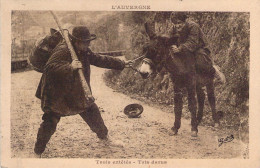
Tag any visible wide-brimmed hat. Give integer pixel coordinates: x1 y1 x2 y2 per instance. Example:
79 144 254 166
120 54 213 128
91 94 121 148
70 26 96 42
124 104 144 118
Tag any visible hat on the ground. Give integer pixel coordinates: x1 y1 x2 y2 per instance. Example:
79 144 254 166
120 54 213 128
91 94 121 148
124 104 144 118
70 26 96 42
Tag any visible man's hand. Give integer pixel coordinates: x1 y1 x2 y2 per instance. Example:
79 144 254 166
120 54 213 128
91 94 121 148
124 60 134 68
71 59 83 70
171 45 181 54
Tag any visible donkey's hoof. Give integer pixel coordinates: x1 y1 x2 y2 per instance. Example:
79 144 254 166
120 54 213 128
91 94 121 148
191 131 198 137
169 127 178 136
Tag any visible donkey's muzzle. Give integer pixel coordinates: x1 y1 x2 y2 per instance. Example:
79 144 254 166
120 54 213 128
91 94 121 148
140 72 150 79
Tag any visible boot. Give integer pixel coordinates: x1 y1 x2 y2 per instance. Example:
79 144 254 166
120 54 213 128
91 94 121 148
33 152 42 158
191 127 198 137
34 140 47 155
191 130 198 137
169 127 178 136
214 122 220 128
98 136 125 148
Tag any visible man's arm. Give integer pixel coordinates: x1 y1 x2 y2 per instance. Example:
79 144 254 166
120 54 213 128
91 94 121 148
179 22 200 53
88 50 126 70
167 26 179 46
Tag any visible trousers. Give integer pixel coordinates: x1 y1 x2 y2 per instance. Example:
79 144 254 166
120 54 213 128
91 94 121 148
171 73 198 132
34 103 108 154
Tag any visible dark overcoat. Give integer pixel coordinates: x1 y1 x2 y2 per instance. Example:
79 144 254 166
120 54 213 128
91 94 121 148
177 20 214 74
177 20 209 52
36 42 125 116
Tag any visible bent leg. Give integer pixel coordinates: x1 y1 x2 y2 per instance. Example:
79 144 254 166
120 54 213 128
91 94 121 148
34 112 61 155
80 103 108 139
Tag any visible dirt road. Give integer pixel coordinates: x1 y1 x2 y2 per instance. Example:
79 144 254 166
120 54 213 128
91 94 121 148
11 67 247 159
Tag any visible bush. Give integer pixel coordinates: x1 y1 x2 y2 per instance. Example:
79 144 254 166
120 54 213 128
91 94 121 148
95 12 249 142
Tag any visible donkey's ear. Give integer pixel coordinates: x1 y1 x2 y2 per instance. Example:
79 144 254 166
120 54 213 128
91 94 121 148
144 21 156 39
50 28 58 35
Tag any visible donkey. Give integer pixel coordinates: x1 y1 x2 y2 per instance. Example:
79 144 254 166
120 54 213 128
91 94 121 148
138 23 225 137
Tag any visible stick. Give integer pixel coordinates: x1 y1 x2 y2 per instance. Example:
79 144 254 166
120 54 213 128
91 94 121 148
50 11 94 105
97 50 125 56
131 55 145 62
125 55 146 72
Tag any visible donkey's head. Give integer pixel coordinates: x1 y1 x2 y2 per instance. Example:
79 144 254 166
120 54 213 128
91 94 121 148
138 22 170 79
138 42 159 79
138 57 155 79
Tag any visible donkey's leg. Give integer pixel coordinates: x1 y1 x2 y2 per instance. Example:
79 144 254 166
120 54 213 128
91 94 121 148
186 83 198 137
206 80 219 127
196 85 205 125
170 85 183 135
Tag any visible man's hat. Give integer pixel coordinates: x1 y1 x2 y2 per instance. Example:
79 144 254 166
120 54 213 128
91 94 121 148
124 104 144 118
70 26 96 42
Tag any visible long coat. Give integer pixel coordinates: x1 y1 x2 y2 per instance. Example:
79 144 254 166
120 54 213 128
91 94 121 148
36 42 125 116
177 20 209 53
177 20 214 74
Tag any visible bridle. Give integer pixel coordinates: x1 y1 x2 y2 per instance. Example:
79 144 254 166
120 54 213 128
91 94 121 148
142 58 155 68
129 42 169 75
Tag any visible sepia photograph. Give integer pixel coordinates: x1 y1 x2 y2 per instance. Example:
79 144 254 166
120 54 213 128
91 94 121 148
10 10 249 158
1 0 260 168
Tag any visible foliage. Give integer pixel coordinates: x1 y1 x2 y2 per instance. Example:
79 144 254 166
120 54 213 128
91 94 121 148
12 11 249 141
11 11 249 142
96 12 249 141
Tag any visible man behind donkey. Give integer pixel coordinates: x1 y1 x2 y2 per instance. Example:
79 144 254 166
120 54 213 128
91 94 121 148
170 12 216 75
34 26 132 156
170 12 225 130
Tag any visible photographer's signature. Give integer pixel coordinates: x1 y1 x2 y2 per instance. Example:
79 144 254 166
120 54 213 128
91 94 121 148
218 135 234 147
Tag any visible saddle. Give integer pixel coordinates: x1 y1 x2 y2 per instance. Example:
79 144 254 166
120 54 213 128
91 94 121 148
195 48 215 75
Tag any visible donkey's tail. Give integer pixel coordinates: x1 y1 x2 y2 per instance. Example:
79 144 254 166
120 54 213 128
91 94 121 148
213 65 226 84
